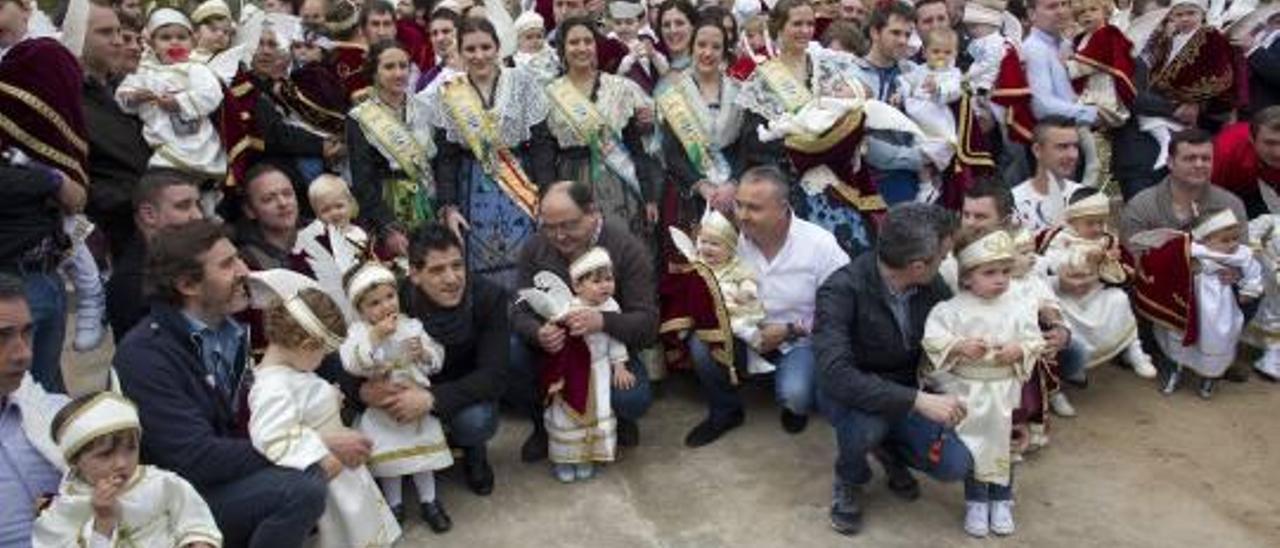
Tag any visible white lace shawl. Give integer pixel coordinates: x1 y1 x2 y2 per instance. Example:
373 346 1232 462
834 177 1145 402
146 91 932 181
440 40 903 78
654 71 744 151
418 66 551 147
546 73 653 147
734 48 863 122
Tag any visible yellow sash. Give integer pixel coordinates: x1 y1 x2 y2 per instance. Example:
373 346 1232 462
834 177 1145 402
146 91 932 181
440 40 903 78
756 59 813 114
546 77 642 197
655 78 727 185
349 99 432 187
441 77 538 219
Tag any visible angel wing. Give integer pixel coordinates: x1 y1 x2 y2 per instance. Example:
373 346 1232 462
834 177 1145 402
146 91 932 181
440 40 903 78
207 43 249 84
514 271 574 321
534 271 574 304
1126 7 1169 56
1126 228 1186 255
515 288 565 321
668 226 698 263
863 99 926 140
246 269 325 309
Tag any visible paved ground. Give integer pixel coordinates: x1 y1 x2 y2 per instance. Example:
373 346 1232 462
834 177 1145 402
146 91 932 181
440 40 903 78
67 340 1280 547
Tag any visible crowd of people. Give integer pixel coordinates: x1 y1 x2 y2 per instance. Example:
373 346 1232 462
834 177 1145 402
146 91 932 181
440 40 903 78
1 0 1278 545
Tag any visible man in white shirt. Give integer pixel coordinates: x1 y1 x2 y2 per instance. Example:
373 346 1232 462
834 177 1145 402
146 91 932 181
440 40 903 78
684 166 850 447
1011 116 1083 232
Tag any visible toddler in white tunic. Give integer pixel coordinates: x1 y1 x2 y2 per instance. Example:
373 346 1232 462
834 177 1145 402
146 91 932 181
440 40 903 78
1158 210 1263 398
294 175 369 322
1244 212 1280 380
34 392 221 548
246 270 401 548
338 263 454 526
923 229 1044 537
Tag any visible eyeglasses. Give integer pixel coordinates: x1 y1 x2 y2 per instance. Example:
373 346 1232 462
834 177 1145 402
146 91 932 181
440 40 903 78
539 215 587 237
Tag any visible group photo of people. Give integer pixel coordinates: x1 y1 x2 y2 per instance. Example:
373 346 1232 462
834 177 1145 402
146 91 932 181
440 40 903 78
1 0 1277 544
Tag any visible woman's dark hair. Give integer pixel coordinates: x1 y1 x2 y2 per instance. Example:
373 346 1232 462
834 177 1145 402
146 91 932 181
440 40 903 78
145 219 229 306
408 222 464 270
656 0 698 52
689 16 731 63
769 0 811 37
698 5 736 49
556 15 599 69
363 39 408 84
456 16 500 52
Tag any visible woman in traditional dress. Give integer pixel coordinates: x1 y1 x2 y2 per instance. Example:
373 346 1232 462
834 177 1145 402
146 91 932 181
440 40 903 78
734 0 874 256
547 16 662 240
422 18 556 289
346 40 437 258
656 17 742 230
657 0 698 72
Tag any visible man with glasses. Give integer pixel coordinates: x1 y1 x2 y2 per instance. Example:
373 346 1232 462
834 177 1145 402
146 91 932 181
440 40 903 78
509 180 656 462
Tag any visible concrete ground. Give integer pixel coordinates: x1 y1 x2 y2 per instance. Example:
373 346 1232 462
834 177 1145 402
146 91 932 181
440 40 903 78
67 340 1280 547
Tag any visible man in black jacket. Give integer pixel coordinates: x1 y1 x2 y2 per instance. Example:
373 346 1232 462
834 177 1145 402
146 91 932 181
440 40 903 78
114 219 366 547
814 203 972 536
363 223 508 496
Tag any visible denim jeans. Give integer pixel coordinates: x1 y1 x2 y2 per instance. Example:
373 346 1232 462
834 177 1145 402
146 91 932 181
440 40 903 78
23 270 66 393
444 401 499 449
819 392 973 487
688 337 816 422
1059 337 1087 383
507 334 653 422
202 464 328 548
964 475 1014 502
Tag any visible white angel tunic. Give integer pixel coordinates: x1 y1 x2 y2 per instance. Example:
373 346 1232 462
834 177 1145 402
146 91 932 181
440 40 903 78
340 316 454 477
1245 214 1280 352
1042 231 1140 367
900 65 962 170
546 298 626 465
248 365 401 548
923 291 1044 486
293 220 369 323
116 59 227 176
33 466 221 548
1158 243 1263 378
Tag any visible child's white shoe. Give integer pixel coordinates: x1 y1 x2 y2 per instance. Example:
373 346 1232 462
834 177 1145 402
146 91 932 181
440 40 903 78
964 502 990 538
552 463 576 483
990 500 1016 536
1049 392 1077 417
72 287 106 352
1124 342 1158 379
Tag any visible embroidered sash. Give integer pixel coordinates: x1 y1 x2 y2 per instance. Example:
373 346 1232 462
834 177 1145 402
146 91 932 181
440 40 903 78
350 99 435 228
756 59 813 114
655 77 731 185
441 77 538 218
546 78 642 198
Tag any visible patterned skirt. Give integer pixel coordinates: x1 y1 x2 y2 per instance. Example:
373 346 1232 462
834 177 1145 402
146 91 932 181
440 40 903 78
459 157 536 291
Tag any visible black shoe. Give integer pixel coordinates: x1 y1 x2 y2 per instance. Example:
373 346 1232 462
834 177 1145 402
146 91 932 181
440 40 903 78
872 447 919 501
617 418 640 448
463 448 494 496
780 409 808 434
683 411 745 448
1222 366 1250 383
1197 378 1217 399
521 426 548 463
391 504 405 524
420 500 452 533
829 482 863 536
1160 367 1181 396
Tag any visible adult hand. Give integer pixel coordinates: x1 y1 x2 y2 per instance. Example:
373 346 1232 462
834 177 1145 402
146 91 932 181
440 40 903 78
154 93 180 113
383 229 410 257
387 386 433 423
612 363 636 390
994 343 1023 365
563 308 605 337
914 391 967 428
91 476 124 536
1044 325 1071 351
322 139 346 163
55 171 87 213
757 323 790 354
537 322 567 353
358 375 405 408
321 430 372 467
444 207 470 241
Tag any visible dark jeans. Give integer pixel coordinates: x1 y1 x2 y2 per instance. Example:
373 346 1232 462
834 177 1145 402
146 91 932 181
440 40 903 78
507 335 653 424
202 464 328 548
688 337 816 422
965 475 1014 502
23 270 66 393
444 401 499 449
819 392 973 487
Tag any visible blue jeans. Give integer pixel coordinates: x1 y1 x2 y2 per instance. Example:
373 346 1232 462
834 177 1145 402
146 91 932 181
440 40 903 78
819 393 973 487
1059 338 1087 383
688 337 816 421
965 475 1014 502
508 334 653 422
444 401 499 449
23 270 66 393
202 464 328 548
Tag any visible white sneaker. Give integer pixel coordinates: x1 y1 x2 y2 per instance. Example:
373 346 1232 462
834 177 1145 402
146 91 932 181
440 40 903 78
72 289 106 352
552 464 576 483
1049 393 1077 418
990 500 1016 536
964 502 990 538
1125 343 1158 379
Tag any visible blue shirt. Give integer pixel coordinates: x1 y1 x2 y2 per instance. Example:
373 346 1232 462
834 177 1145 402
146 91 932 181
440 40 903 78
184 313 246 402
0 398 63 548
1022 27 1098 125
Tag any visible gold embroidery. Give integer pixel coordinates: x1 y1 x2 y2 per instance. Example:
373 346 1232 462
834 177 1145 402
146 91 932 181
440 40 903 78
0 81 88 154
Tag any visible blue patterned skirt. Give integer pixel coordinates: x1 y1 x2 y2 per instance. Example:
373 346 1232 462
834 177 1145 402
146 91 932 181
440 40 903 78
459 157 536 290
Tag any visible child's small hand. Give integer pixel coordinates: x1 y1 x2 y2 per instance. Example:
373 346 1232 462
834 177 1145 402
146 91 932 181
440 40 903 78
91 476 124 535
403 338 426 363
372 314 397 339
320 454 344 480
923 75 937 96
995 344 1024 364
612 363 637 390
955 338 988 361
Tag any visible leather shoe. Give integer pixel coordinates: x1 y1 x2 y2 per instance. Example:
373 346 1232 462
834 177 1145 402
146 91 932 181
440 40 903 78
780 409 808 434
463 448 494 496
872 447 919 501
617 418 640 447
829 482 863 535
684 411 745 448
420 500 452 533
521 426 548 463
